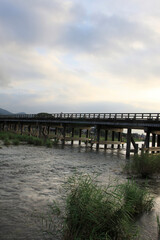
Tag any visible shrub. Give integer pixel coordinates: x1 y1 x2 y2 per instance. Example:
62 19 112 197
33 138 44 146
42 174 154 240
45 139 53 148
12 139 20 145
4 138 11 146
124 153 160 178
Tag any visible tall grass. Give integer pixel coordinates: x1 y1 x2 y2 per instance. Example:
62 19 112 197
42 174 154 240
124 153 160 178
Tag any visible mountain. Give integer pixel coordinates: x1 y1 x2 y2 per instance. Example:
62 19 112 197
0 108 26 115
0 108 13 115
16 112 26 115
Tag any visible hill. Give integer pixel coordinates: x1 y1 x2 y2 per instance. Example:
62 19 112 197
0 108 26 115
0 108 13 115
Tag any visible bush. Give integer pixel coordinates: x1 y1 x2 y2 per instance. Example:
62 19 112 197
33 138 44 146
45 139 53 148
4 138 11 146
124 153 160 178
12 139 20 145
42 174 154 240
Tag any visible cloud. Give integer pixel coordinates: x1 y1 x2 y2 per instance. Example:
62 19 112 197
0 0 160 113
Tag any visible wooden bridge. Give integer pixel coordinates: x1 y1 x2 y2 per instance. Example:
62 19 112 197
1 112 160 158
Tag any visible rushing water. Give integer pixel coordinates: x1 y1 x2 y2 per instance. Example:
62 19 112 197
0 142 160 240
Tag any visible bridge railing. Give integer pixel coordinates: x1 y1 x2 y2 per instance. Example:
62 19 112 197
0 113 160 120
50 113 160 120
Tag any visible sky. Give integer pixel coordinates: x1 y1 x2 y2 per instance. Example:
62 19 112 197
0 0 160 114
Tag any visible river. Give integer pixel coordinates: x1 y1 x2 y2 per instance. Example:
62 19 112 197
0 142 160 240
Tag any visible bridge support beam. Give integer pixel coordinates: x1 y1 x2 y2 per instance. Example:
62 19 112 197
62 125 66 145
96 126 100 150
79 129 82 145
145 131 150 149
47 126 50 136
131 136 138 154
20 124 23 135
71 128 74 145
111 131 115 149
38 125 42 138
152 133 156 153
126 128 131 158
28 125 31 136
104 130 108 149
157 135 160 153
86 129 89 146
117 132 121 149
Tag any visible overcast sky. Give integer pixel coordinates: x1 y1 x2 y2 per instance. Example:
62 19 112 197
0 0 160 113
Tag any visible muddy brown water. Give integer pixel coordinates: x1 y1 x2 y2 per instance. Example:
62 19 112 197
0 142 160 240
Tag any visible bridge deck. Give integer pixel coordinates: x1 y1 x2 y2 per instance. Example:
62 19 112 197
1 113 160 130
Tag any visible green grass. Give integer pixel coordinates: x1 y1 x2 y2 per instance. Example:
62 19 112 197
124 153 160 178
42 174 154 240
0 131 54 148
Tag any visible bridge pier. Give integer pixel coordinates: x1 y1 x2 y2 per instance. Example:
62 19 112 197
20 124 23 135
104 130 108 149
145 131 150 149
86 129 89 146
117 132 121 149
157 135 160 153
126 128 131 159
62 125 66 145
79 129 82 145
152 133 156 153
111 131 115 149
96 126 100 150
71 128 74 145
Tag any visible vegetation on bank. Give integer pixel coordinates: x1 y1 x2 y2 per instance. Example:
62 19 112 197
124 153 160 178
42 174 153 240
0 131 55 148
